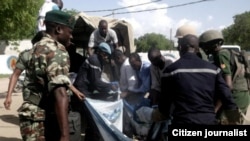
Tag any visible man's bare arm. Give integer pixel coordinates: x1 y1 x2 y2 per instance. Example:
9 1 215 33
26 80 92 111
4 68 23 110
54 86 69 140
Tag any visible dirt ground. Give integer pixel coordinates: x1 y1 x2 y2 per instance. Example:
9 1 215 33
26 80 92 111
0 77 250 141
0 78 22 141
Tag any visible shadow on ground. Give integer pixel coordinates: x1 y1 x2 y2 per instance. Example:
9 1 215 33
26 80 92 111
0 92 7 98
0 115 19 126
0 137 21 141
0 92 20 99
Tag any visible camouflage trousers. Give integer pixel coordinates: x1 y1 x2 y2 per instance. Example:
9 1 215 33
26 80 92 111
18 102 45 141
19 118 45 141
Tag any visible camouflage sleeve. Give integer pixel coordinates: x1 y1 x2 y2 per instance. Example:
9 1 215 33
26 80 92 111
47 49 71 93
218 50 231 75
15 50 30 70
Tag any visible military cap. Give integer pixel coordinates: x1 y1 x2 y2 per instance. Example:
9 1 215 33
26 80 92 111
98 42 111 55
45 10 76 29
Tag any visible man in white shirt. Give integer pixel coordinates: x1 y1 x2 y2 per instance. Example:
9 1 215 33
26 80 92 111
112 49 138 97
37 0 63 32
88 20 119 56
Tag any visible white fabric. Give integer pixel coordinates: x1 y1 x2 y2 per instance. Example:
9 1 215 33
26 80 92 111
37 0 59 31
39 0 58 17
88 28 118 48
119 58 138 92
87 98 124 132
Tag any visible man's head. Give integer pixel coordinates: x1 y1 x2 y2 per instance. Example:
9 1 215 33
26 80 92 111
96 42 111 62
199 29 224 55
98 20 108 37
44 10 75 47
52 0 63 10
112 49 126 66
178 34 199 56
148 47 165 69
129 52 142 71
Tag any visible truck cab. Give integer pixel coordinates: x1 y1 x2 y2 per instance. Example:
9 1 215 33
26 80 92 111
221 45 241 52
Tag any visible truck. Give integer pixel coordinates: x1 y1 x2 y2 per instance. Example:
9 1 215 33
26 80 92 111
221 45 241 52
72 12 136 57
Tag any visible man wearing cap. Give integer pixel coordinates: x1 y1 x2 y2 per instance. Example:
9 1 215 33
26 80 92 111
74 42 118 141
74 42 118 99
26 10 76 141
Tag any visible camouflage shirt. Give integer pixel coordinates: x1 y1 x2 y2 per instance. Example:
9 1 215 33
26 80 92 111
16 50 46 121
29 34 71 95
15 49 34 101
15 49 31 70
18 34 72 121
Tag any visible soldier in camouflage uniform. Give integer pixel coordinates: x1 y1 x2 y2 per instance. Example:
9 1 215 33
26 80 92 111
4 31 46 141
28 10 77 141
5 11 84 141
199 29 249 124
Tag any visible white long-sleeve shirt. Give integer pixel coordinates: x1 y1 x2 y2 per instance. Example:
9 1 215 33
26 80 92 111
119 58 138 92
37 0 59 31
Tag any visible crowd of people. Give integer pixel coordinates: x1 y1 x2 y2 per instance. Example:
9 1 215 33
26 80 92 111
3 0 250 141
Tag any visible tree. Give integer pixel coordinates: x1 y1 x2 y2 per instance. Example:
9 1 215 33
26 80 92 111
63 8 80 16
135 33 173 52
0 0 43 41
222 11 250 50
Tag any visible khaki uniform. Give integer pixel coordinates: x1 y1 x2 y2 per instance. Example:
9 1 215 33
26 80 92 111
214 49 250 124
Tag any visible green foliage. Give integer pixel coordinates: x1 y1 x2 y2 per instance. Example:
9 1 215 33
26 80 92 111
135 33 173 52
0 0 43 40
222 11 250 50
63 8 80 16
0 74 10 78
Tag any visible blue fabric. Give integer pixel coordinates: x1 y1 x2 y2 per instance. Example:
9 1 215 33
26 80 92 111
98 42 111 55
52 5 60 10
133 98 151 124
84 100 132 141
131 61 151 94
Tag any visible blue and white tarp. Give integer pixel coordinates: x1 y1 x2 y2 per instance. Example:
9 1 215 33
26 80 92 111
84 99 132 141
86 98 123 131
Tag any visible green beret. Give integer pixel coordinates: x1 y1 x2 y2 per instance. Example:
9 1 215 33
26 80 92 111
45 10 76 29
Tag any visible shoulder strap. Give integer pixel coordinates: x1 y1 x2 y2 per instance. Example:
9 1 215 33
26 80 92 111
227 50 236 78
229 50 242 83
240 50 250 90
240 50 249 68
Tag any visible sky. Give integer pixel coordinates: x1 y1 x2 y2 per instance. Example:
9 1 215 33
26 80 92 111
62 0 250 40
